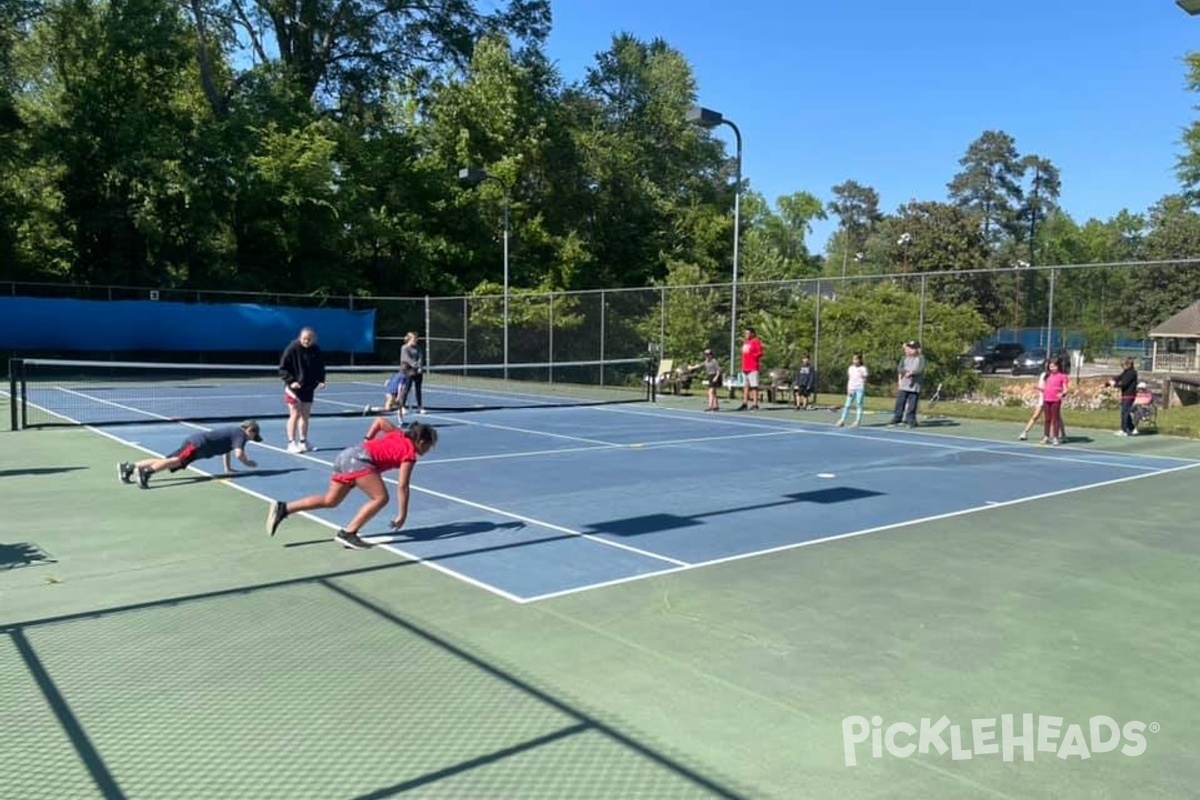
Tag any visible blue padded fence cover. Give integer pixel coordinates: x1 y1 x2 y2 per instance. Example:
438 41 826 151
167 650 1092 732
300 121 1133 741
0 297 375 353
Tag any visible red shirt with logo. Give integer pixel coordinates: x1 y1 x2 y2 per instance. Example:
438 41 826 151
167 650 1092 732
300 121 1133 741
741 337 764 373
363 431 418 471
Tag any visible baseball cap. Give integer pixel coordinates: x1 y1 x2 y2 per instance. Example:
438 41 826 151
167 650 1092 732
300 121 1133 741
242 420 264 442
904 340 921 349
704 348 714 355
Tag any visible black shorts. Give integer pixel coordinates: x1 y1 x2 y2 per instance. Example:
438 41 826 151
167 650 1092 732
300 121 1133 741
285 385 316 405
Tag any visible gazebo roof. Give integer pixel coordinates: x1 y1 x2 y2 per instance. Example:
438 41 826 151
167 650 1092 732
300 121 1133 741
1149 300 1200 338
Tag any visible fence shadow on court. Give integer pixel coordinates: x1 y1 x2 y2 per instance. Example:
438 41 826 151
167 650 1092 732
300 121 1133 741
585 487 885 538
2 559 753 800
0 465 87 478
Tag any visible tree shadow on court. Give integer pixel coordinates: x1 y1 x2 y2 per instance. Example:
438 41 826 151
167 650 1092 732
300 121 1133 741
0 466 87 478
585 487 885 537
149 468 305 488
0 542 56 570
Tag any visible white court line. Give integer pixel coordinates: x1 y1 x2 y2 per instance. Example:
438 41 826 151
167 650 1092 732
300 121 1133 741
32 385 1200 603
52 386 688 585
44 387 527 602
345 378 645 410
598 401 1200 464
321 395 628 448
596 403 1196 470
518 459 1200 603
420 444 618 465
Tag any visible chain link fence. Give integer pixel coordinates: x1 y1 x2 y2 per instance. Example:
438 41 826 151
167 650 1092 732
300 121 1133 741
6 259 1199 386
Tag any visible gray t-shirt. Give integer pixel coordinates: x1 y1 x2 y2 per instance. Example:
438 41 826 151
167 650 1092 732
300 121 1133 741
401 344 424 375
897 354 926 392
185 426 249 458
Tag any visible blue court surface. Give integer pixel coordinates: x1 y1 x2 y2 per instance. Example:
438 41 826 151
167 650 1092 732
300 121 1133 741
82 394 1198 604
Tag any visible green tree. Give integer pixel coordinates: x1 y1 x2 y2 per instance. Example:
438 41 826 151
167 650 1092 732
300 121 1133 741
1123 194 1200 330
863 201 1000 325
947 130 1024 249
825 179 881 276
185 0 551 115
1017 154 1061 265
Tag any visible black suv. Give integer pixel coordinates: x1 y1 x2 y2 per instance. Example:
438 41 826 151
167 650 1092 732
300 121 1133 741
962 342 1025 374
1012 348 1071 376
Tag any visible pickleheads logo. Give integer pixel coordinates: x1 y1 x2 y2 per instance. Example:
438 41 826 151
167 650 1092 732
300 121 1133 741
842 715 1158 766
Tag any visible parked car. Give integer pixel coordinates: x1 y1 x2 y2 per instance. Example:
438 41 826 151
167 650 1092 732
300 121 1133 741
961 342 1025 374
1012 348 1071 376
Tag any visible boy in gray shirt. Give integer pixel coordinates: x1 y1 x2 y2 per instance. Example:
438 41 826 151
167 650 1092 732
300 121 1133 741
889 340 926 427
119 420 263 489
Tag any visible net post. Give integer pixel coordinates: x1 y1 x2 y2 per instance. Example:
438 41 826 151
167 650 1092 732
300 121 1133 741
348 294 356 366
646 342 658 403
8 358 19 430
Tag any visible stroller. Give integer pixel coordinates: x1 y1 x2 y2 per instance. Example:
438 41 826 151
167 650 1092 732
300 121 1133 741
1129 382 1158 433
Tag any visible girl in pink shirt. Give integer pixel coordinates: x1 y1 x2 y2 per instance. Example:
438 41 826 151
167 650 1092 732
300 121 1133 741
1040 357 1069 445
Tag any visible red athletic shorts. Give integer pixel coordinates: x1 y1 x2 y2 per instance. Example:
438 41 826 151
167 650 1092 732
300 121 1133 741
331 443 377 485
284 385 316 405
166 442 200 472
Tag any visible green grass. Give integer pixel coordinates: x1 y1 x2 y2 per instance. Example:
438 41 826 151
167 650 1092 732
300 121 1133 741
920 399 1200 439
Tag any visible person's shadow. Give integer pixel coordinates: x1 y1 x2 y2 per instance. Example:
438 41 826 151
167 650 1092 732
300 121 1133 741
395 520 526 541
284 520 526 548
150 468 305 488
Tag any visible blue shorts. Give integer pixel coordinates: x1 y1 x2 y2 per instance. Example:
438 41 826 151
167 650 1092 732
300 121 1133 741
384 372 409 397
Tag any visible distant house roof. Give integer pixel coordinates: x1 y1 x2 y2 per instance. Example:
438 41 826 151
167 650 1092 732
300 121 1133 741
1150 300 1200 338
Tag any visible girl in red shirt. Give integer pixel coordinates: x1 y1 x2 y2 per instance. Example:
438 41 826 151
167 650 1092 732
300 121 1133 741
267 419 438 549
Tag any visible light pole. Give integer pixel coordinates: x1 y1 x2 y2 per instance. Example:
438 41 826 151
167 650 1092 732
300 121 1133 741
687 105 742 374
458 167 512 378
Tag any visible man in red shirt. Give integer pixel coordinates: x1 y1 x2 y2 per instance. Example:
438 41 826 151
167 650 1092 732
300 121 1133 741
738 327 764 411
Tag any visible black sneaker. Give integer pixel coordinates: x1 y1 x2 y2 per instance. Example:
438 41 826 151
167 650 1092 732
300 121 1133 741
136 467 152 489
266 501 288 537
735 403 748 411
118 462 135 484
334 530 372 550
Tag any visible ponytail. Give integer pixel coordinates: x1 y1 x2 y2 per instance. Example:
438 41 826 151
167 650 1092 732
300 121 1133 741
406 422 438 450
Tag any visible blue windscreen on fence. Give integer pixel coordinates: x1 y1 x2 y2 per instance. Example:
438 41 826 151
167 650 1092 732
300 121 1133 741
0 297 375 353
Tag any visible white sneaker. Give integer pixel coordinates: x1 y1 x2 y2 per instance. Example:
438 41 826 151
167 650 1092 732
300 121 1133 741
300 440 314 452
286 441 302 454
418 407 426 415
1130 429 1139 436
1114 430 1128 437
1018 433 1027 441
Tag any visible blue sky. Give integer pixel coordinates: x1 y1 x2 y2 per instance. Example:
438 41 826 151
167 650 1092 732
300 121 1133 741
544 0 1199 253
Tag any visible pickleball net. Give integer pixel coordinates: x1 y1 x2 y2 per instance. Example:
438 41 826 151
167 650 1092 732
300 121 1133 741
7 357 652 429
